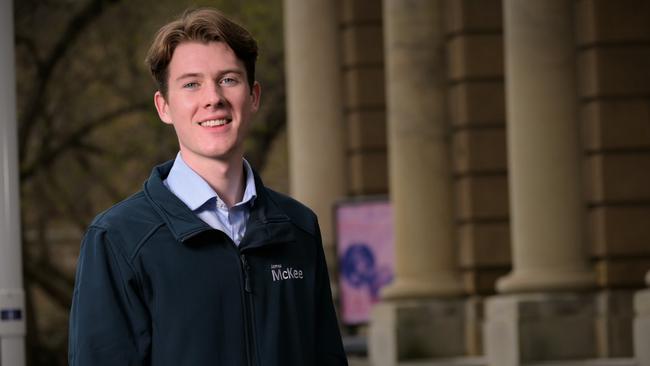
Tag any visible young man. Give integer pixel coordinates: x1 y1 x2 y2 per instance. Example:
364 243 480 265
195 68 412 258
68 8 347 366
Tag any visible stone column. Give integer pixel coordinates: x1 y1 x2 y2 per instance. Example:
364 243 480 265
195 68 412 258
0 0 26 364
484 2 597 365
283 1 345 268
369 1 466 365
380 0 462 301
496 0 596 294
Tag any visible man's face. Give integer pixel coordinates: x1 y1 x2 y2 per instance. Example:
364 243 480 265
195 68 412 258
154 41 260 166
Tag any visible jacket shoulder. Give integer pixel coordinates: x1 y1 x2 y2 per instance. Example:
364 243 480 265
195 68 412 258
88 190 164 258
264 188 319 237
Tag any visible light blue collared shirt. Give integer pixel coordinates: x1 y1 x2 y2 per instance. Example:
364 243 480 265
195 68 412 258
163 153 257 246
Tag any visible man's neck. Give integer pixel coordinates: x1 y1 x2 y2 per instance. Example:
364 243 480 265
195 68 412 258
180 152 244 208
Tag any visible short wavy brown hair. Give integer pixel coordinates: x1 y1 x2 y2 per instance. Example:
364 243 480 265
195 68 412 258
145 8 258 97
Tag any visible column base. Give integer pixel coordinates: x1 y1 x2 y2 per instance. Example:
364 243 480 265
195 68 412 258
594 290 635 358
368 298 472 366
496 269 596 293
381 273 464 300
634 289 650 366
484 292 598 366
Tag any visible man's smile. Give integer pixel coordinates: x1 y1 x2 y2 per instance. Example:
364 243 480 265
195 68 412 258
197 118 232 127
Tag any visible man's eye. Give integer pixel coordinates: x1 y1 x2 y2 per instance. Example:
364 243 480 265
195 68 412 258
220 77 238 86
183 82 199 89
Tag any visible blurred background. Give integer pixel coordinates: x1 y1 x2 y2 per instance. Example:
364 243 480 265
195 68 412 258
4 0 650 365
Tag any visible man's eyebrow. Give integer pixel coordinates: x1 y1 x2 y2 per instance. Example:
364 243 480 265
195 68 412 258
175 73 202 82
218 69 245 76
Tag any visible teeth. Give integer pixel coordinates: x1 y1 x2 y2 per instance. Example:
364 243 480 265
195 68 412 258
199 119 228 127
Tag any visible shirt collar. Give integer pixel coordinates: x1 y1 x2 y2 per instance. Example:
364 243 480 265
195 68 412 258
240 158 257 207
164 152 257 211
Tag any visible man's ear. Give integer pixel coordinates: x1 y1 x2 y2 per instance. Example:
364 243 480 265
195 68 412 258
250 81 261 113
154 91 173 124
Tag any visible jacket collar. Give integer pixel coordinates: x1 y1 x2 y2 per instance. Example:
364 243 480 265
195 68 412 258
144 160 294 248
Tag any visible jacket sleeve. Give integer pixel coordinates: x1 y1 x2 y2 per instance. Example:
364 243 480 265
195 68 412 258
314 221 349 366
68 226 151 366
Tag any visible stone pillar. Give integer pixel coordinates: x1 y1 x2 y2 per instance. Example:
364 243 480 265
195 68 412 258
635 272 650 366
496 0 595 294
380 0 462 302
283 1 346 269
484 2 597 365
0 0 26 364
369 1 466 365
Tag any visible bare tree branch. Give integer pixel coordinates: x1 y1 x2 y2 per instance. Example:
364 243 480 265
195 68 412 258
19 0 122 165
21 102 149 181
246 88 286 170
24 258 74 310
15 35 43 69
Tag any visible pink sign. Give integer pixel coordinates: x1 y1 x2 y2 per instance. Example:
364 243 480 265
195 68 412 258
336 200 394 325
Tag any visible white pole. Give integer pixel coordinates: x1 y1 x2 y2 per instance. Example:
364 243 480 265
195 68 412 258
0 0 27 364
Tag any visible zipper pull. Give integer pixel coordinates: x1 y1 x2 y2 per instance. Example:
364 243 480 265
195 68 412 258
240 254 252 293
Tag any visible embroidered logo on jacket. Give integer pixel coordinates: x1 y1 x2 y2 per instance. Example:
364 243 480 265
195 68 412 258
270 264 304 282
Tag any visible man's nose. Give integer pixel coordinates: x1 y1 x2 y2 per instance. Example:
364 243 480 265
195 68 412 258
204 83 225 108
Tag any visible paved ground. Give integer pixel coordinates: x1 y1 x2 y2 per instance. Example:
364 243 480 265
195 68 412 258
528 359 637 366
346 357 637 366
346 357 485 366
348 356 370 366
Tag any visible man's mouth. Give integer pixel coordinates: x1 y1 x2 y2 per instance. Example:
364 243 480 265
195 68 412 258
198 118 231 127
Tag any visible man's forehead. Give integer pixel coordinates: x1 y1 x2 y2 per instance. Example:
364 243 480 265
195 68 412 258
171 40 235 58
168 41 243 71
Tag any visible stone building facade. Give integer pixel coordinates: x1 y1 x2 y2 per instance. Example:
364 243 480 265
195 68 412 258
283 1 650 365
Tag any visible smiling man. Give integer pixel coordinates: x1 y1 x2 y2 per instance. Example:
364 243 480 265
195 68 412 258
68 8 347 366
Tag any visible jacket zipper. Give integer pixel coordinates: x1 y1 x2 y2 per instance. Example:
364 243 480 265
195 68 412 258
181 229 263 364
240 253 258 366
